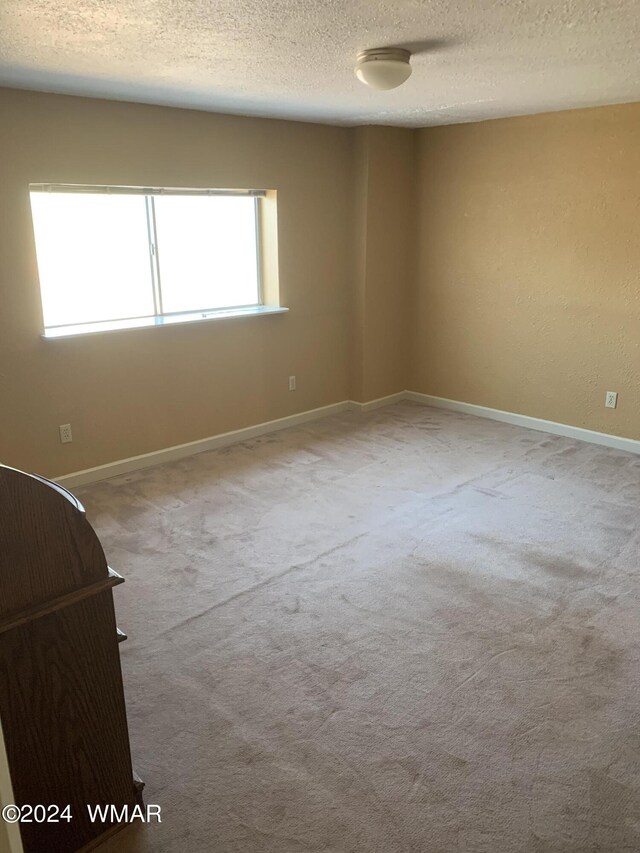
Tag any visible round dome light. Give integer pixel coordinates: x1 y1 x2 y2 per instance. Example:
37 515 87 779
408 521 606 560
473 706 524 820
355 47 412 91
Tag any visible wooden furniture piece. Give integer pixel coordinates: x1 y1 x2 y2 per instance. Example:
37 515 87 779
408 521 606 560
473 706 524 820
0 464 142 852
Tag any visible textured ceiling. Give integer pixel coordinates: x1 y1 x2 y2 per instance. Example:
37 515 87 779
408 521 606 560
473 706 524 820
1 0 639 126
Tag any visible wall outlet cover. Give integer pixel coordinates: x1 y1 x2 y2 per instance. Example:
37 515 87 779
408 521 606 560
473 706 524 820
59 423 73 443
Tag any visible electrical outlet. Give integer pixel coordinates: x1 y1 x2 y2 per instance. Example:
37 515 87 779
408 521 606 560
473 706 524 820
288 375 296 391
59 423 73 444
605 391 618 409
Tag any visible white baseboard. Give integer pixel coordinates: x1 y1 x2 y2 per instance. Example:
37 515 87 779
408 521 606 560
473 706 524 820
56 394 413 488
55 389 640 488
56 400 355 488
353 391 407 412
405 391 640 455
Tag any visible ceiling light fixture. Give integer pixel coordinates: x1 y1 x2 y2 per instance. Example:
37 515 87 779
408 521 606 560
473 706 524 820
355 47 412 91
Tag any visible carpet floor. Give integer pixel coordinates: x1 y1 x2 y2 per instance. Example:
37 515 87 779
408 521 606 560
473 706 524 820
78 402 640 853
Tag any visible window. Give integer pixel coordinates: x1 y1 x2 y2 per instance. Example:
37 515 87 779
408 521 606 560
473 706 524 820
30 185 280 337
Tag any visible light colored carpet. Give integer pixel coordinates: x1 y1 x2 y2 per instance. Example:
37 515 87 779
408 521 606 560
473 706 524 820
78 402 640 853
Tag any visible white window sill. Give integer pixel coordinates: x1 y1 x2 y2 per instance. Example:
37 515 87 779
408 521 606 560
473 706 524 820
41 305 289 339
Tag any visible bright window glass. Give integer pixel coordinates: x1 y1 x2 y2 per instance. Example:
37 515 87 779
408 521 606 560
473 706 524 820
29 188 262 332
30 192 154 327
153 196 259 313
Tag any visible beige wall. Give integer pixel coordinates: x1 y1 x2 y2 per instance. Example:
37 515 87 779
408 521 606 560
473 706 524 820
0 88 356 477
411 103 640 440
351 126 415 402
1 89 639 479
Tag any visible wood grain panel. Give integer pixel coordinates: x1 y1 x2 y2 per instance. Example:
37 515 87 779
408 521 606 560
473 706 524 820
0 465 108 614
0 592 136 852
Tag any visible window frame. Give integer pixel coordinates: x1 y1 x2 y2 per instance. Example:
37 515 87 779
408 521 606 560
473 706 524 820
30 184 269 337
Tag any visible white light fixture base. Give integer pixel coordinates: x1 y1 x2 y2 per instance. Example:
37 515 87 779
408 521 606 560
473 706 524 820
355 47 412 91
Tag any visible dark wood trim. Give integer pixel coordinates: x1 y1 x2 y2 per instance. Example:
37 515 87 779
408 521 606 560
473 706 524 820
76 821 130 853
0 465 142 853
0 571 125 636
